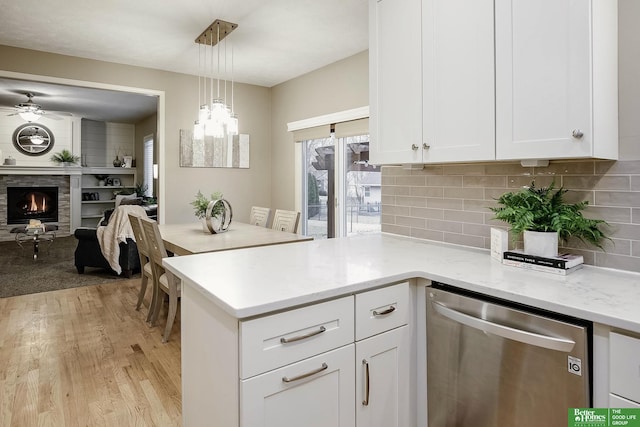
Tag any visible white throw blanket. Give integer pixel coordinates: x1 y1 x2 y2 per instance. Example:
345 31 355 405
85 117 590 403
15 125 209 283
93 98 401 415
96 205 148 275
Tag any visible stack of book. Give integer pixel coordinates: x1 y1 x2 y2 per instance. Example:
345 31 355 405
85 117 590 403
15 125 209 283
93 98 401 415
502 249 584 275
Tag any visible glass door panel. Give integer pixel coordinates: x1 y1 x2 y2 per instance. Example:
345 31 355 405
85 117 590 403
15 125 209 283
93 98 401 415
303 136 335 239
302 134 380 239
343 136 381 237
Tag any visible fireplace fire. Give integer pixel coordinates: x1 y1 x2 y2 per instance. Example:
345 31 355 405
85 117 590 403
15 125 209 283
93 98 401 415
7 187 59 224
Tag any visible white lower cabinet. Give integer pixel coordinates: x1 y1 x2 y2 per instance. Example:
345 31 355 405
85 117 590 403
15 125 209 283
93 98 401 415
240 345 356 427
181 280 412 427
356 326 409 427
609 331 640 406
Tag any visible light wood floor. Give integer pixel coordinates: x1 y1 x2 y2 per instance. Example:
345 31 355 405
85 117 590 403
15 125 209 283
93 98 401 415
0 279 182 427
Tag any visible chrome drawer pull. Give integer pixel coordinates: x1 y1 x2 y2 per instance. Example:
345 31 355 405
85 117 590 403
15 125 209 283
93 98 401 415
362 359 370 406
373 306 396 316
280 326 326 344
282 363 328 383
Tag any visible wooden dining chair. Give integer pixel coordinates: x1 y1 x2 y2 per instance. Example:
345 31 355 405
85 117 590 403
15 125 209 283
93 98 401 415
249 206 271 227
271 209 300 233
140 216 181 343
127 213 154 322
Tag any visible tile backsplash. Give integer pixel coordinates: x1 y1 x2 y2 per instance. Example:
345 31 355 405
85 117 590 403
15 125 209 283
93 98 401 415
381 160 640 273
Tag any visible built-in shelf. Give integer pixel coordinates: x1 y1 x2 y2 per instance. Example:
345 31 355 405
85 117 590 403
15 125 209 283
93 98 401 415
80 167 137 228
82 186 133 190
81 200 116 204
82 167 136 175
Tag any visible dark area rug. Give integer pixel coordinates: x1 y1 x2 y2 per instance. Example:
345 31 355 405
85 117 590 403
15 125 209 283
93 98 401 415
0 235 134 298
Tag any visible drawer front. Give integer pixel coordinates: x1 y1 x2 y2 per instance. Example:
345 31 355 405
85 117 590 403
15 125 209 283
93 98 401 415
240 296 354 378
610 331 640 404
355 282 409 341
240 344 355 427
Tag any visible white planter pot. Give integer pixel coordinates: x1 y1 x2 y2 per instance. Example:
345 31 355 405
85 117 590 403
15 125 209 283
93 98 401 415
523 230 558 257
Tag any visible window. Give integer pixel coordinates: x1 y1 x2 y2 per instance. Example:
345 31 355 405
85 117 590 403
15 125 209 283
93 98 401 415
143 135 154 197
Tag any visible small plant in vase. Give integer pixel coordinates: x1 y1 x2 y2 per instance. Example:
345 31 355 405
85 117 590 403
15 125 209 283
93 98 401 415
50 149 80 166
191 191 231 233
490 181 610 257
191 191 224 219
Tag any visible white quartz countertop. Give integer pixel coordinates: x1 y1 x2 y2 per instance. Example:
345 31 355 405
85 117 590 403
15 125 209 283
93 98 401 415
162 233 640 332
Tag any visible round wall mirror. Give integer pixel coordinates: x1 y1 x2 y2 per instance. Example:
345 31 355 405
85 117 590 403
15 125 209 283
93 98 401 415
12 123 55 156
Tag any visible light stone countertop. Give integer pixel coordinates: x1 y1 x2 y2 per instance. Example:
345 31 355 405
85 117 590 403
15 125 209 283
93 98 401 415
162 233 640 332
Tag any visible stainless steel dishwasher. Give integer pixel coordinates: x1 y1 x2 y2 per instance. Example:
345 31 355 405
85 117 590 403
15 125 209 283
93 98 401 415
426 283 591 427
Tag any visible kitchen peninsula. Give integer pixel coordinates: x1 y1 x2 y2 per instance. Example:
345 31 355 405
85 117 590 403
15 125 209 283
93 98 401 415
163 233 640 426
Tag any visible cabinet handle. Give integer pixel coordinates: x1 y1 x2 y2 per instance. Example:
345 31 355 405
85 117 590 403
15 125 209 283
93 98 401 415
282 362 328 383
411 144 419 151
373 305 396 316
572 129 584 139
423 143 430 149
362 359 370 406
280 326 326 344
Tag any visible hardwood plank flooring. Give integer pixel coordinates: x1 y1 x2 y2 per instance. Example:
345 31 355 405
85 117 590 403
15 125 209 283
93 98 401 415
0 279 182 426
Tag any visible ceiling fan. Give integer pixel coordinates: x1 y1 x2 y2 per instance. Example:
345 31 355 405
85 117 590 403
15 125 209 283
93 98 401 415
3 92 72 122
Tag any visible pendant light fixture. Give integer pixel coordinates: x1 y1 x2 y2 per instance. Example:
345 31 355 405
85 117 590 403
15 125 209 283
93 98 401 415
194 19 239 140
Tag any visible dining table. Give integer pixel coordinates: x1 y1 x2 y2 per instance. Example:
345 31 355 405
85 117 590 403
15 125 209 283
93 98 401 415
157 221 313 256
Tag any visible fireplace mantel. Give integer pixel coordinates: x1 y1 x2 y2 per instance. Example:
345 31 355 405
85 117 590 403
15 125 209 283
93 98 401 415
0 165 83 176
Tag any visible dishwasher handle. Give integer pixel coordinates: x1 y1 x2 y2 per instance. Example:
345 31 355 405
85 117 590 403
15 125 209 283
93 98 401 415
431 300 576 352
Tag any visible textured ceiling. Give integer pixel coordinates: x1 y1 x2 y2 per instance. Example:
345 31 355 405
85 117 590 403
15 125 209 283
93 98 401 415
0 0 368 122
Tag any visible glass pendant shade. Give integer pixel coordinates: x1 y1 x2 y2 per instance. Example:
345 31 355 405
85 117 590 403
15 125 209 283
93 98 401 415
193 120 205 140
227 114 239 136
208 99 228 138
19 111 41 122
198 105 210 123
210 99 229 122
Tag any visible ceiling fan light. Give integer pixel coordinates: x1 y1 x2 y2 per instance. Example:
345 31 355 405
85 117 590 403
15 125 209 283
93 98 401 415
19 111 41 122
30 135 45 145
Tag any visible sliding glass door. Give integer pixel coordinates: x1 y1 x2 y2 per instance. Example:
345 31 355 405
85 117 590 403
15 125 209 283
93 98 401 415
302 133 380 239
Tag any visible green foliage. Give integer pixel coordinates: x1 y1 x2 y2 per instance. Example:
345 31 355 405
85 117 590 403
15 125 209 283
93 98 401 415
50 149 80 164
191 190 224 219
490 181 610 249
134 181 148 198
307 173 320 218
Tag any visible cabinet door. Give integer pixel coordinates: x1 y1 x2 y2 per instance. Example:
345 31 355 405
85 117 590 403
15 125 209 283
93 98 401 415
240 345 355 427
422 0 495 162
495 0 593 160
356 326 409 427
610 332 640 404
369 0 423 165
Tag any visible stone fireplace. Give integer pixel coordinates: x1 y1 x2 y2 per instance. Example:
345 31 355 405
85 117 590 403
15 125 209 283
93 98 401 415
0 172 72 242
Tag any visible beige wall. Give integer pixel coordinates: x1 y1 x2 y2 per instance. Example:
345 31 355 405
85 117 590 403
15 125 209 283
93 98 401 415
0 45 271 224
270 51 369 210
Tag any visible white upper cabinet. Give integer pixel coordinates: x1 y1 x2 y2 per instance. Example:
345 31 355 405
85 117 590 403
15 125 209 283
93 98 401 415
370 0 494 165
495 0 618 161
370 0 618 165
422 0 495 162
369 0 423 164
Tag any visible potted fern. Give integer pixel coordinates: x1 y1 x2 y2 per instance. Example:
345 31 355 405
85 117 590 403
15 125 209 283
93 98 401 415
490 181 609 257
50 149 80 166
